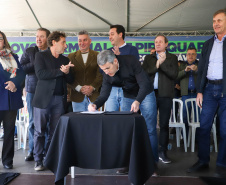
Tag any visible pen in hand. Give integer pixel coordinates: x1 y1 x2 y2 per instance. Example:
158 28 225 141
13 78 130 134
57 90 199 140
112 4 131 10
87 96 97 111
87 96 92 104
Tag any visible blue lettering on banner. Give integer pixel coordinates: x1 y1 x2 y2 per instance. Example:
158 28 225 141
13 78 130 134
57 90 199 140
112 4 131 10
177 42 187 52
94 43 103 51
168 43 177 52
30 43 36 48
103 43 108 50
20 43 30 52
68 43 79 52
187 42 196 49
90 43 93 50
65 47 68 53
11 44 20 53
136 43 144 50
197 42 204 52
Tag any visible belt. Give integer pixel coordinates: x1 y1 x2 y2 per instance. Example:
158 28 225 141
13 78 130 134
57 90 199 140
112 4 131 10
188 89 196 93
208 79 223 85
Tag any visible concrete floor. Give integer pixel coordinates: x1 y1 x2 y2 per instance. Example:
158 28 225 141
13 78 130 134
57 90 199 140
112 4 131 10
0 130 219 178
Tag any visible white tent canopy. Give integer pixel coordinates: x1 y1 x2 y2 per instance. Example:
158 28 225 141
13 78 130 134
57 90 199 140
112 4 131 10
0 0 225 36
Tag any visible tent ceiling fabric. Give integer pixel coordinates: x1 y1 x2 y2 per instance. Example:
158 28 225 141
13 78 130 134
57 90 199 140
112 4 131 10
0 0 225 33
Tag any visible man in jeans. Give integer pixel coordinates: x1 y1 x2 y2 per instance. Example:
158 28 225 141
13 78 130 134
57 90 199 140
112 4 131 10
88 50 158 175
187 9 226 177
177 47 199 135
105 25 139 112
20 28 50 161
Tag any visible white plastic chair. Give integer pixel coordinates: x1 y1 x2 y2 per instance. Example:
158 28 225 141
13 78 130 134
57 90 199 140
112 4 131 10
185 98 218 152
16 96 29 149
169 98 187 152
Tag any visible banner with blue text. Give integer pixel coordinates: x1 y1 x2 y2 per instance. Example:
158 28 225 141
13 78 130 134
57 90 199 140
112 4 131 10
8 36 212 62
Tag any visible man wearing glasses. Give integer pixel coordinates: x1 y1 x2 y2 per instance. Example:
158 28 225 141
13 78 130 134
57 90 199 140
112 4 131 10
177 47 198 135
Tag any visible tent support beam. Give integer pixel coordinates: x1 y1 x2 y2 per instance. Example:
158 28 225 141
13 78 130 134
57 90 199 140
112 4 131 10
25 0 41 28
68 0 111 26
126 0 130 32
135 0 187 32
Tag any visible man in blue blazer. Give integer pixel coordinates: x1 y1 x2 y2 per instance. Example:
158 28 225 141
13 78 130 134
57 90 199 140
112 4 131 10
187 9 226 177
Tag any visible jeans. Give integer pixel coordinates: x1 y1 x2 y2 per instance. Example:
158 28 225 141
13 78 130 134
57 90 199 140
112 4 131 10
72 97 89 112
33 96 64 162
121 92 158 162
26 92 35 153
105 87 123 111
182 92 199 136
198 83 226 167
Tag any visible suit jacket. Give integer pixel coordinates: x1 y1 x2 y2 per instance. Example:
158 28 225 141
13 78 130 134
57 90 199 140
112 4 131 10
0 54 25 111
94 55 153 109
142 50 178 98
32 50 74 109
197 36 226 94
20 46 43 93
177 60 198 96
68 49 102 102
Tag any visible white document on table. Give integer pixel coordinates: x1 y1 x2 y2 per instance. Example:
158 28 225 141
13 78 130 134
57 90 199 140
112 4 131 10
80 111 105 114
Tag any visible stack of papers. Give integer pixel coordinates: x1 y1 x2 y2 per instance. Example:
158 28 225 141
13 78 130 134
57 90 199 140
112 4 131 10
80 111 105 114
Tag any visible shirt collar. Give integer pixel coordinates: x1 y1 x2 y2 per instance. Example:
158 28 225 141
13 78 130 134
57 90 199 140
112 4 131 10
186 60 196 65
156 51 166 59
38 48 48 52
119 42 126 48
214 34 226 42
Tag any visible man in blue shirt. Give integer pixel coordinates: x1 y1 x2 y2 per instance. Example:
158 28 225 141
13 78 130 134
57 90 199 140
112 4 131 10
105 25 139 112
187 9 226 177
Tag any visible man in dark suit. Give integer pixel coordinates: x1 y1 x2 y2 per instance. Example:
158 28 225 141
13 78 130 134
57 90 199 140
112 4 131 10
88 50 158 175
20 28 50 161
142 34 178 164
187 9 226 177
32 31 74 171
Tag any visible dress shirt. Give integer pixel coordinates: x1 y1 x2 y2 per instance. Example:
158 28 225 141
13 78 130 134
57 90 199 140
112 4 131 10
153 53 159 89
187 61 196 91
207 35 226 80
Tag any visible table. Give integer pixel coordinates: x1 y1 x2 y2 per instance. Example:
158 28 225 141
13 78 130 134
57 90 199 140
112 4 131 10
44 112 155 185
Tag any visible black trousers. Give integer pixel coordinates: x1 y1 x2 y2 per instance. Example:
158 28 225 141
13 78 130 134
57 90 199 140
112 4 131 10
156 97 173 152
0 110 17 165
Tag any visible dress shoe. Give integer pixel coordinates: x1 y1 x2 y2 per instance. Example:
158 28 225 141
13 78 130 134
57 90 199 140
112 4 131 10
214 166 226 178
159 151 171 164
152 172 159 177
25 153 34 161
34 161 45 171
3 164 13 169
187 161 209 173
116 167 129 175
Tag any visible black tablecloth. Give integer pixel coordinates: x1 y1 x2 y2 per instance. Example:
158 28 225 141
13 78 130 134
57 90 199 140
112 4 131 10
44 112 155 185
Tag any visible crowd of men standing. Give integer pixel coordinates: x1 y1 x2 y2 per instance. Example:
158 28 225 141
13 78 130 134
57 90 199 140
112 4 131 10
1 7 224 179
